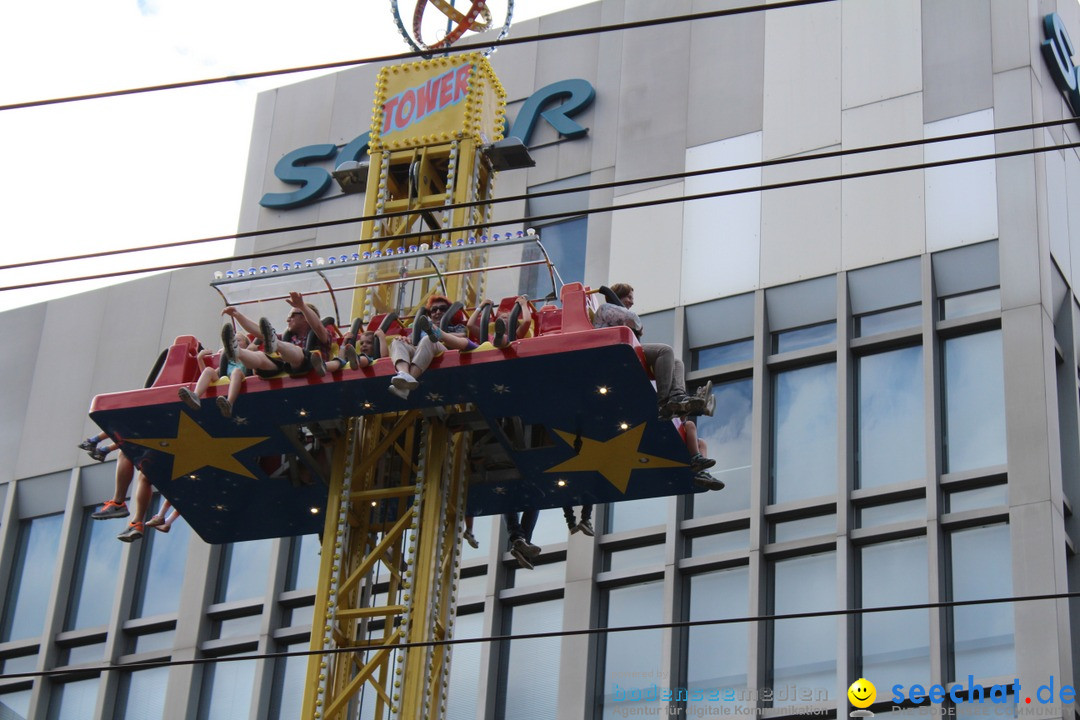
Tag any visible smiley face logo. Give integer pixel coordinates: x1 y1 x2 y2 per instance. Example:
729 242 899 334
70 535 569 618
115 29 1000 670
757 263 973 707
847 678 876 709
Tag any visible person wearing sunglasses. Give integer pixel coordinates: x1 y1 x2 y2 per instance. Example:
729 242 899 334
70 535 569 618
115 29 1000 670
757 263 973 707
388 294 477 400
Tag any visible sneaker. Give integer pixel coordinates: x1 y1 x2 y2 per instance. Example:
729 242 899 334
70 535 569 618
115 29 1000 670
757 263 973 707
145 515 165 528
78 438 97 452
259 317 278 354
575 519 595 537
117 521 144 542
310 351 326 377
686 389 716 418
91 500 129 520
510 537 534 570
154 523 171 534
89 446 109 462
344 344 359 370
415 314 440 342
661 394 694 418
569 523 580 534
494 317 507 347
391 371 419 391
221 323 239 365
178 386 201 410
216 396 233 418
463 530 480 549
689 453 716 472
692 471 725 491
388 384 411 400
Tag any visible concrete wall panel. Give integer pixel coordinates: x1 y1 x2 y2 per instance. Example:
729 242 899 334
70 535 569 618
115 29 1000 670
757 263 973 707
922 0 994 122
841 0 922 110
608 183 684 314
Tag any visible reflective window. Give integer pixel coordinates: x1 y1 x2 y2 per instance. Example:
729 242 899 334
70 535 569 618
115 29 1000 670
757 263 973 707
860 537 929 687
0 689 31 719
606 544 665 573
771 552 836 706
286 605 314 628
46 678 99 720
523 217 586 298
598 582 664 718
947 485 1008 513
196 653 256 720
510 560 565 589
950 524 1014 680
694 339 753 370
688 529 750 557
858 499 925 528
285 534 320 592
943 331 1007 473
858 346 925 488
607 498 666 534
116 667 169 720
446 612 484 720
67 509 124 630
856 305 921 337
772 364 837 504
2 653 38 674
773 322 837 354
497 599 562 718
63 642 106 667
686 567 750 714
924 109 998 249
692 379 752 517
130 629 175 655
941 288 1000 319
217 539 273 603
131 505 192 618
212 614 262 640
2 513 63 641
772 514 835 543
268 641 308 720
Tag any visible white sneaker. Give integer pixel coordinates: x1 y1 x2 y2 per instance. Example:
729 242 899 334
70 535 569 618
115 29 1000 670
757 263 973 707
388 384 410 400
391 371 419 390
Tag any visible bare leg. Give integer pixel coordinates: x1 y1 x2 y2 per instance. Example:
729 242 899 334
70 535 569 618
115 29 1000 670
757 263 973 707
237 347 279 372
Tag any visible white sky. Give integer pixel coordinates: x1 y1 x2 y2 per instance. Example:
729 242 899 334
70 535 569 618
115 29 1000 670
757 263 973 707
0 0 590 312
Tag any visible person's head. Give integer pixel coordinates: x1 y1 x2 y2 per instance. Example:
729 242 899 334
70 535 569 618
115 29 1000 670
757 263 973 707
359 331 376 356
426 294 452 321
286 303 318 333
611 283 634 308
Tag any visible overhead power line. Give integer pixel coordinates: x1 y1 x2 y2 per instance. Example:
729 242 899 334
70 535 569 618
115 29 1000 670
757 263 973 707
3 115 1076 276
0 0 836 112
2 588 1077 683
2 133 1078 293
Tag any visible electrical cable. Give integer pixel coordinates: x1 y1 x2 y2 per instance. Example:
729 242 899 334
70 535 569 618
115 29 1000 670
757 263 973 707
3 114 1077 276
3 134 1080 293
0 0 836 113
2 588 1078 682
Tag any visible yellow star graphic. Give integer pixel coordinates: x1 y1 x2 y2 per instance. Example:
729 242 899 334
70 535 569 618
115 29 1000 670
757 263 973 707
545 424 685 493
127 412 269 480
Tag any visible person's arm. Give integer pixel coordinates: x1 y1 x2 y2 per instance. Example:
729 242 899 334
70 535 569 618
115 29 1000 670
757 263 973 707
196 348 211 373
466 299 492 339
288 291 329 344
222 306 262 337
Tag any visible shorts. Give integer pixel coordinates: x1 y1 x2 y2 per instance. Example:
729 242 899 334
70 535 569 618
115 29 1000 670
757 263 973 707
255 351 315 379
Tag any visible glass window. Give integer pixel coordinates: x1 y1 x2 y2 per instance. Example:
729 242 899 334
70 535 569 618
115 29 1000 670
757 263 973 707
268 641 308 720
511 560 565 589
693 339 753 370
116 666 169 720
692 379 752 517
941 288 1000 319
2 653 38 675
196 653 256 720
950 524 1014 680
770 552 837 707
605 544 665 573
947 485 1008 513
0 689 31 719
446 612 484 720
63 642 106 667
46 677 100 720
687 567 750 714
524 217 586 298
2 513 63 641
943 331 1007 473
773 322 837 354
217 539 273 604
67 508 124 630
771 514 835 543
607 498 666 534
130 629 176 655
285 534 320 592
457 571 487 599
858 346 925 488
687 529 750 557
772 364 837 504
212 614 262 640
858 499 925 528
497 600 562 718
131 505 192 618
856 305 921 337
860 538 929 688
598 582 664 718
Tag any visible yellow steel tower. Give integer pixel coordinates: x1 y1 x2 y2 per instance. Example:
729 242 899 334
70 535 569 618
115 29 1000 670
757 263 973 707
301 53 508 720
